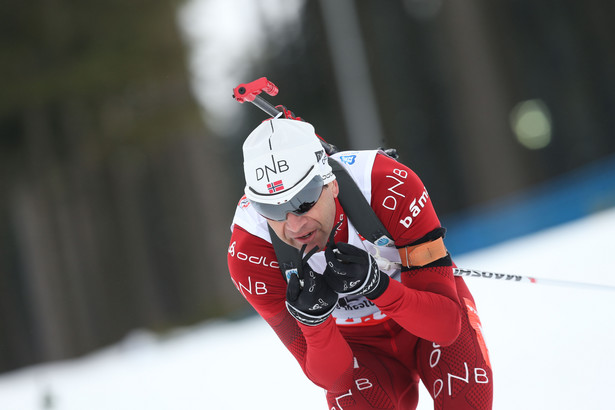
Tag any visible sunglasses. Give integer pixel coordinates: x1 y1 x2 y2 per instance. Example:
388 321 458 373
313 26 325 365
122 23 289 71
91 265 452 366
249 175 325 221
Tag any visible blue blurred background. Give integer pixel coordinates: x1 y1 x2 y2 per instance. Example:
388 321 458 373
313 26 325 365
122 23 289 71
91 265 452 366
1 0 614 374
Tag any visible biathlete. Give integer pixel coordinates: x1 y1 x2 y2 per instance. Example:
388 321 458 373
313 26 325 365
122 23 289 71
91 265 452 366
227 117 493 409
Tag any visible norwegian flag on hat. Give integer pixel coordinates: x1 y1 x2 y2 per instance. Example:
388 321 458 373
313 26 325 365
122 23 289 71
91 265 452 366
267 180 285 193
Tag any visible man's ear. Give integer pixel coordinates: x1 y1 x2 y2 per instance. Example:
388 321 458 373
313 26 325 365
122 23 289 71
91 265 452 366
330 179 340 198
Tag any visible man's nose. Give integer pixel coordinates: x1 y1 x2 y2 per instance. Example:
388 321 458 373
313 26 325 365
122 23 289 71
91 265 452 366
284 212 307 233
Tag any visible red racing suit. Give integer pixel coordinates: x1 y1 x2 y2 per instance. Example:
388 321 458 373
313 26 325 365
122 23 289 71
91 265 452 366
228 150 493 409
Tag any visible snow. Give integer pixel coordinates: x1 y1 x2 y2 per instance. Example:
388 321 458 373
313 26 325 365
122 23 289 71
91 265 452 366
1 207 614 409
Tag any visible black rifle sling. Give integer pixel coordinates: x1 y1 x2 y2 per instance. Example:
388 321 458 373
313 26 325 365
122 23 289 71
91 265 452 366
267 224 301 282
268 157 393 282
328 158 393 245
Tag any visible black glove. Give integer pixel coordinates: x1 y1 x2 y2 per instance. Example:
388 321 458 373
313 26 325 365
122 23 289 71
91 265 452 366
285 244 338 326
324 228 389 300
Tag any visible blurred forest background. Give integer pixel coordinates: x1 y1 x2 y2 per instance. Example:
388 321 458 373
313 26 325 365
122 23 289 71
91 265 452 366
1 0 614 374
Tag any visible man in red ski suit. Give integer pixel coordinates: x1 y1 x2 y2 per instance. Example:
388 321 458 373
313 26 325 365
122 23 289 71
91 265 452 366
227 118 493 409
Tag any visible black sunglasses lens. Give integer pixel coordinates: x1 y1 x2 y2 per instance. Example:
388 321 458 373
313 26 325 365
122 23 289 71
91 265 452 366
294 200 317 215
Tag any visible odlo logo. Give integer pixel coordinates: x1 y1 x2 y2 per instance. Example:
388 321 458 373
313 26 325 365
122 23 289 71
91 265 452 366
256 155 289 182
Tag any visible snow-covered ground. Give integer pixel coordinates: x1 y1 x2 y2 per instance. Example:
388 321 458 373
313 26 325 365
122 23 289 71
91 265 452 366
1 208 614 410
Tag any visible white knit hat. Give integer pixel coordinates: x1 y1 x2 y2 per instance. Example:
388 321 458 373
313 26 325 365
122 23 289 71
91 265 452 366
243 119 335 205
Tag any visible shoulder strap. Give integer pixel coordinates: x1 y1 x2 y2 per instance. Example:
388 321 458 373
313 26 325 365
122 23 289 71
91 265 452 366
330 157 447 267
267 225 301 282
328 158 394 247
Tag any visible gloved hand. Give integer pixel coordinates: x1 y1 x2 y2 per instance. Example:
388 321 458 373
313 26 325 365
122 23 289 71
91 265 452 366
286 244 338 326
324 229 389 300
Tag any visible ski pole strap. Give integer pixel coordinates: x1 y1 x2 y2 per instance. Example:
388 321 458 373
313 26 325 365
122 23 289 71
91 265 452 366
397 237 447 268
